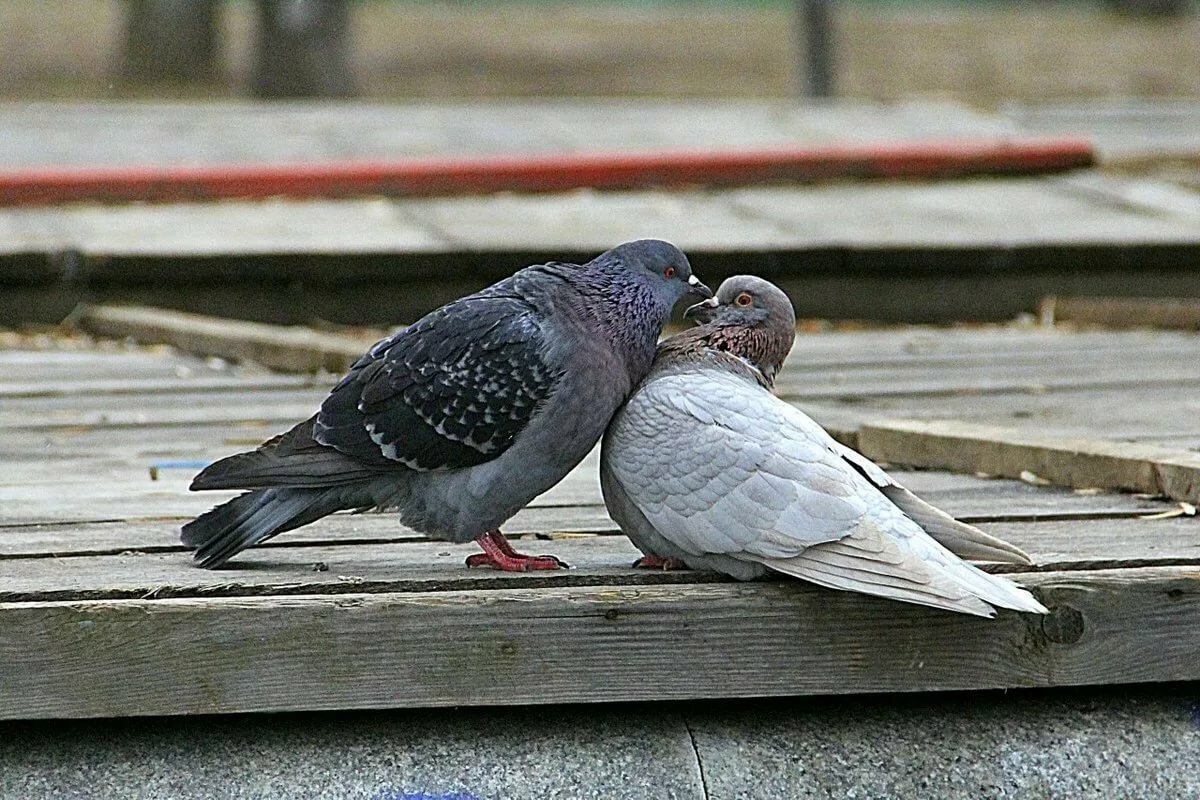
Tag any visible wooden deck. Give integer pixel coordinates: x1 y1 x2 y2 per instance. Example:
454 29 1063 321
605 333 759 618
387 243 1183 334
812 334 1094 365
2 323 1198 720
3 101 1200 326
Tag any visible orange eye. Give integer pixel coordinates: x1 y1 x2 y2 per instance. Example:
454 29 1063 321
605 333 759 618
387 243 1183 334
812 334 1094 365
735 292 753 307
664 266 676 279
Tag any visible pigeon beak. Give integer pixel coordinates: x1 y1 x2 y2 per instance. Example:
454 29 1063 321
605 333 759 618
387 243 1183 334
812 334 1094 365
685 274 713 299
684 296 720 323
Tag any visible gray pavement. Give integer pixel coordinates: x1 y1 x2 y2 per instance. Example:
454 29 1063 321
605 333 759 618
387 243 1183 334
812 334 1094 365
3 687 1198 800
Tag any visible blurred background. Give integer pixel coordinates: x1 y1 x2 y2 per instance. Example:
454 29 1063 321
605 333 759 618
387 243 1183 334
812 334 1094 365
2 0 1197 104
2 1 1199 329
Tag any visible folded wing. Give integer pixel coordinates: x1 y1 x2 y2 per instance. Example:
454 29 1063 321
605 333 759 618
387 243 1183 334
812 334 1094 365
604 368 1046 616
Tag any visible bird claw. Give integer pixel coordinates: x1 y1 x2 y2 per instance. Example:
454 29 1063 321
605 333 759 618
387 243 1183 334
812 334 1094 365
466 552 569 571
468 529 569 571
632 555 688 571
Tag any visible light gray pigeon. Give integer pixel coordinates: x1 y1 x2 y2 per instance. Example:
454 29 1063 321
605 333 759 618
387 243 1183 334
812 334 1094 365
183 240 711 570
600 275 1048 617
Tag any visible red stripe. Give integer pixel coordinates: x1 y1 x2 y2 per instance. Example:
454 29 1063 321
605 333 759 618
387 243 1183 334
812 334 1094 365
0 137 1094 206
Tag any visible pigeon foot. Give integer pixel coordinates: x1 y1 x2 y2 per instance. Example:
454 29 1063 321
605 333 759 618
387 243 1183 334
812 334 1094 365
466 529 569 571
633 555 688 570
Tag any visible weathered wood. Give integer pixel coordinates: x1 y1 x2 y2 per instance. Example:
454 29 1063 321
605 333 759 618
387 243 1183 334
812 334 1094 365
0 460 1171 528
773 356 1200 400
3 326 1198 720
4 515 1197 585
3 565 1198 719
803 383 1200 445
0 507 619 559
858 419 1200 503
1041 295 1200 330
75 305 373 374
0 373 320 399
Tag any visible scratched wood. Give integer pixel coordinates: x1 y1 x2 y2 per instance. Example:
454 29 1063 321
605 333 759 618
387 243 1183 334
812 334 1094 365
3 517 1200 603
1 327 1199 719
0 457 1173 528
2 500 1193 563
3 566 1199 720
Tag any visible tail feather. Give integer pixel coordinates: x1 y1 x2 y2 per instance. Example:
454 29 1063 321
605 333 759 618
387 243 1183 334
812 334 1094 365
182 487 366 568
758 522 1047 617
879 484 1034 566
190 417 378 491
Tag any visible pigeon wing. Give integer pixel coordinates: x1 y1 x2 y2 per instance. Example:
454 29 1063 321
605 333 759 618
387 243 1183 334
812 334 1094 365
605 369 868 559
314 294 562 471
606 369 1046 616
828 439 1033 565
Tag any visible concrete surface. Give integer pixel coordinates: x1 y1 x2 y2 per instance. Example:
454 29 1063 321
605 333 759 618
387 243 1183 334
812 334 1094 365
3 687 1198 800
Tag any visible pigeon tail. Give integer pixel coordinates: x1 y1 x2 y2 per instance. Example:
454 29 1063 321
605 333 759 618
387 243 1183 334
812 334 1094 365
190 417 379 491
182 486 368 569
879 484 1035 565
756 521 1048 618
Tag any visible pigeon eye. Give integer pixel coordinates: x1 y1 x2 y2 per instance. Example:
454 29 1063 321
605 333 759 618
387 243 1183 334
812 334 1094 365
735 293 753 307
663 266 676 279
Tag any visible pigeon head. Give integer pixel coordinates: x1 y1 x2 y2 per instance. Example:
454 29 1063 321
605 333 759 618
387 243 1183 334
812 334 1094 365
593 239 711 314
682 275 796 384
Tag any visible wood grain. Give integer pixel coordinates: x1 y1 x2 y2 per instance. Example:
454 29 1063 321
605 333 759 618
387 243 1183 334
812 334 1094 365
0 461 1170 528
3 326 1199 720
858 419 1200 503
76 304 375 373
3 565 1197 720
4 517 1198 603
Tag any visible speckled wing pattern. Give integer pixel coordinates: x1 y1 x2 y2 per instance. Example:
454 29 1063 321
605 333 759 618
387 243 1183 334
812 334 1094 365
313 294 562 471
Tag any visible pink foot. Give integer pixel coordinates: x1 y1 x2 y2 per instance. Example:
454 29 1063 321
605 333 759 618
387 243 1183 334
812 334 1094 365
466 530 569 571
633 554 689 570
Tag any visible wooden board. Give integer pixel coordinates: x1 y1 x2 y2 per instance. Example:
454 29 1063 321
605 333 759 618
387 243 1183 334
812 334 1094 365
3 326 1200 720
4 565 1199 720
857 419 1200 504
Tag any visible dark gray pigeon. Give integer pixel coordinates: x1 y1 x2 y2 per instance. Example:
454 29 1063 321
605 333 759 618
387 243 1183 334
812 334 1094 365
600 275 1048 617
184 240 710 570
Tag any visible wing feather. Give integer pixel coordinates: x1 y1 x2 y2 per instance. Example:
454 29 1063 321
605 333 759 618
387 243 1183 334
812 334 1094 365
605 367 1046 616
314 292 561 472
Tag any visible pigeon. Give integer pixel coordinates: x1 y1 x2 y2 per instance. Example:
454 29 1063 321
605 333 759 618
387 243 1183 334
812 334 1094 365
183 239 711 570
600 275 1048 617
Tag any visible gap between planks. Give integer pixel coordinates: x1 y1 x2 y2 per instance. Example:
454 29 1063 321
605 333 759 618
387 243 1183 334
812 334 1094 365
4 517 1199 603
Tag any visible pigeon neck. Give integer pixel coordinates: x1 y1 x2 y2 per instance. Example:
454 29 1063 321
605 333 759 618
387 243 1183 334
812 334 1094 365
576 271 668 380
659 324 786 389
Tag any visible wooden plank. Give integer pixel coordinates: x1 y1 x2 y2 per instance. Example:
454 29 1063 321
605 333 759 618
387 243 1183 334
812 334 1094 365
0 461 1172 528
75 305 373 374
787 328 1200 366
1041 295 1200 330
0 101 1019 170
0 507 619 559
0 373 320 399
4 514 1197 576
858 419 1200 503
0 474 604 526
773 357 1200 400
1051 172 1200 223
0 139 1095 208
2 401 318 431
802 383 1200 445
0 348 227 384
3 564 1198 719
0 420 288 461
